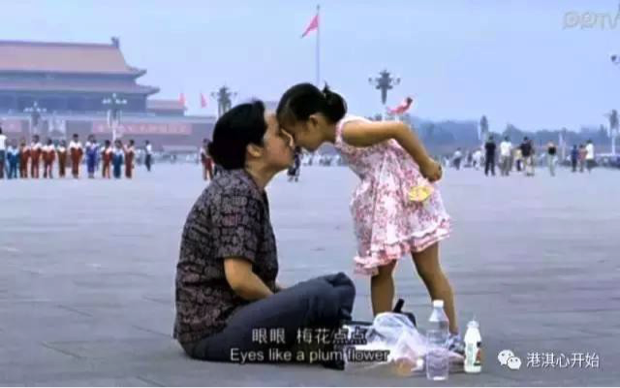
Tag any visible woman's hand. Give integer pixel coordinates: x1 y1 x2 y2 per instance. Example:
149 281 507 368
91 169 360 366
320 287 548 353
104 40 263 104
224 258 274 301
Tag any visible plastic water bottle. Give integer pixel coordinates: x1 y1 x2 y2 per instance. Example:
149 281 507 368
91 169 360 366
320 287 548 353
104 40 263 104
426 300 450 381
464 319 482 374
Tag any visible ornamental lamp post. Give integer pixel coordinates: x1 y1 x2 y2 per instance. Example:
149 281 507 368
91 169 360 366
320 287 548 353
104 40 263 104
369 69 400 119
23 101 47 140
211 86 237 118
102 93 127 142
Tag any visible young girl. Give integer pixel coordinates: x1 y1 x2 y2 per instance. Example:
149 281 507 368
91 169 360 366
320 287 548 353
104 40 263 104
112 140 124 179
277 83 462 350
85 135 98 179
42 138 56 179
69 134 83 179
57 140 68 178
30 135 42 179
124 139 135 179
101 140 113 179
19 139 30 178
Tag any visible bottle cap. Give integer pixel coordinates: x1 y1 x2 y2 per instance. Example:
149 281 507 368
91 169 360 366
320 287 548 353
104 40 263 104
432 300 444 308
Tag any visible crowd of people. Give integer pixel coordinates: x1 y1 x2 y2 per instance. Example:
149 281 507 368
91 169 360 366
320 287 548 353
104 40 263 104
0 127 154 180
449 136 598 177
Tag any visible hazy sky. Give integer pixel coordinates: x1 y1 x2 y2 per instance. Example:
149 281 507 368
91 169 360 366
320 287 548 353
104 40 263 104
3 0 620 131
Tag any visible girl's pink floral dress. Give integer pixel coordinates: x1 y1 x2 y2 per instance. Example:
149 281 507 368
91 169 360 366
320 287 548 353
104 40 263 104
334 115 451 276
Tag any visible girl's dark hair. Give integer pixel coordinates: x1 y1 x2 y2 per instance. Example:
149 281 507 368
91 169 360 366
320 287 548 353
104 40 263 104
208 100 267 170
276 83 347 125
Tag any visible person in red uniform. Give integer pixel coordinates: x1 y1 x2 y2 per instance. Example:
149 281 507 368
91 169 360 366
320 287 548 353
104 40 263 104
42 138 56 179
101 140 113 179
30 135 42 179
124 139 136 179
56 140 68 178
69 133 83 179
19 138 30 178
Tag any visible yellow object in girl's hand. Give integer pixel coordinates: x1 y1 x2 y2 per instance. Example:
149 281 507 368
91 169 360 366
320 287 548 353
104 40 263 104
408 184 434 203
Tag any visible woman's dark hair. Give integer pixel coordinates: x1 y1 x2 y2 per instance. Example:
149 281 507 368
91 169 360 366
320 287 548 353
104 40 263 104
208 100 267 170
276 83 347 125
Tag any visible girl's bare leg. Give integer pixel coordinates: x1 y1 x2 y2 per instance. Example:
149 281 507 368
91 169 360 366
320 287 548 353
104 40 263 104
371 261 397 315
412 243 458 334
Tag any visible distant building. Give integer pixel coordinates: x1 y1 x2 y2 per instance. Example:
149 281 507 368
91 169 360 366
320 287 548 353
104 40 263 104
0 38 214 152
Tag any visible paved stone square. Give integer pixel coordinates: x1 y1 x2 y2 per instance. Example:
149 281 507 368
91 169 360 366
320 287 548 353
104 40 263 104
1 164 619 386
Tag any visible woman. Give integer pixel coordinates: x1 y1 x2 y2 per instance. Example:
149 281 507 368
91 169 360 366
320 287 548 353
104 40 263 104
174 100 355 367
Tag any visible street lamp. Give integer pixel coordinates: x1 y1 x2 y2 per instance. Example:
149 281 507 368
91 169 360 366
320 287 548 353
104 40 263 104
102 93 127 141
369 69 400 120
23 101 47 139
211 86 237 118
608 55 619 155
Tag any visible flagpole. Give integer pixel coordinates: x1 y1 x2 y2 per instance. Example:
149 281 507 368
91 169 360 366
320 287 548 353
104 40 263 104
316 4 321 88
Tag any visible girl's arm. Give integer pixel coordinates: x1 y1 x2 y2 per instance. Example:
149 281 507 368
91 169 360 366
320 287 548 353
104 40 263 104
341 120 442 181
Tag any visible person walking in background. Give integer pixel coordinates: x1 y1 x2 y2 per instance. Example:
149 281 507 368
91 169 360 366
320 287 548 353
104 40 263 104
547 141 557 177
42 138 56 179
6 140 19 180
570 144 579 173
499 136 512 176
144 140 153 172
30 134 42 179
57 140 68 178
287 146 302 182
124 139 135 179
200 138 214 181
472 148 482 170
452 147 463 170
112 140 124 179
0 127 7 179
578 144 587 173
520 137 535 176
585 139 595 173
484 135 497 176
19 138 30 178
69 134 83 179
514 147 523 172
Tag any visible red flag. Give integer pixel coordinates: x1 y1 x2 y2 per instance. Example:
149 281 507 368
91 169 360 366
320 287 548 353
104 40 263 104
179 93 186 107
200 93 207 108
301 12 319 38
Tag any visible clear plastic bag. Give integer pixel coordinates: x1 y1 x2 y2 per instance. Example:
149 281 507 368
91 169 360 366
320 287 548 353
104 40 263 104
345 312 463 377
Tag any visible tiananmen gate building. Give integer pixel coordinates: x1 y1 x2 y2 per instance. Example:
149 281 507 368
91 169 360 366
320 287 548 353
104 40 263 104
0 38 214 152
